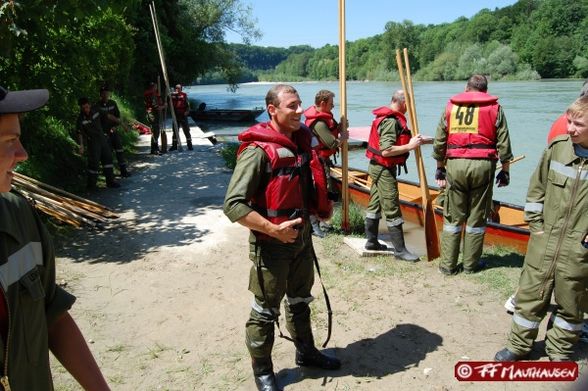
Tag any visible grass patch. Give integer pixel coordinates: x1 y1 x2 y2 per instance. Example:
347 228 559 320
329 201 365 235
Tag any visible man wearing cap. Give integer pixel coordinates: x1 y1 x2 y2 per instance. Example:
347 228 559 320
96 86 130 177
76 97 120 189
170 84 193 151
0 86 110 389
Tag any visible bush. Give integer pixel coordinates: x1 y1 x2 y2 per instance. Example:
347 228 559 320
220 142 240 169
18 113 86 191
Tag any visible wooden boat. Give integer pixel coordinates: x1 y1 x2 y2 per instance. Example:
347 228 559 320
330 166 530 253
189 102 265 122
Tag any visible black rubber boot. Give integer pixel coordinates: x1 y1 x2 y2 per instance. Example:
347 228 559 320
150 141 160 155
295 341 341 370
120 165 130 178
252 358 280 391
388 225 419 262
494 348 525 361
104 168 120 188
364 218 387 250
310 215 326 238
168 143 178 151
187 139 193 150
87 173 98 191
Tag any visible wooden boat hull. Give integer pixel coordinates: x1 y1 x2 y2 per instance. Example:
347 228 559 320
331 167 529 253
190 107 265 122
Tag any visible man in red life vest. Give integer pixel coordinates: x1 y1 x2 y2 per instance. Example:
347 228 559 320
169 84 193 151
224 84 340 391
433 74 513 275
144 82 165 155
304 89 347 238
364 90 428 262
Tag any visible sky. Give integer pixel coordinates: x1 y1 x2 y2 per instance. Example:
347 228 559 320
226 0 519 48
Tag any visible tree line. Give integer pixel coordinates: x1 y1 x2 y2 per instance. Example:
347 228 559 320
0 0 259 189
229 0 587 83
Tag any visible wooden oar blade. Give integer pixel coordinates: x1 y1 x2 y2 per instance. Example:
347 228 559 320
423 201 441 260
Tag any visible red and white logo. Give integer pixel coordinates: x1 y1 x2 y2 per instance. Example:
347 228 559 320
455 361 578 382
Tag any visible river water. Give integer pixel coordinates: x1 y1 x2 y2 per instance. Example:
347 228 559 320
185 79 583 206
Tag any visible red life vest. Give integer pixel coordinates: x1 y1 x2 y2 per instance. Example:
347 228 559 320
144 90 162 112
547 113 567 143
444 92 499 160
365 106 412 169
237 122 332 236
172 91 189 113
304 106 339 158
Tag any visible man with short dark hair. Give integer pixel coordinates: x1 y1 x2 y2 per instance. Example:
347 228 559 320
144 82 165 155
224 84 340 391
303 89 346 237
170 84 193 151
433 74 513 275
96 85 130 177
76 97 120 189
0 85 110 390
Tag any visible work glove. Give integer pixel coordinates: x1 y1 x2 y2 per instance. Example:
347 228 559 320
496 170 510 187
435 167 446 181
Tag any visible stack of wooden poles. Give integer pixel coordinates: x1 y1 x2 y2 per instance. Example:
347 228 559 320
11 172 119 229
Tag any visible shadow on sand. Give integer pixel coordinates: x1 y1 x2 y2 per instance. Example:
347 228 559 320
277 323 443 388
55 141 231 264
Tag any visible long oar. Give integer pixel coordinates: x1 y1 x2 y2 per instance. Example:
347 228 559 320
338 0 349 232
149 1 182 151
396 48 440 261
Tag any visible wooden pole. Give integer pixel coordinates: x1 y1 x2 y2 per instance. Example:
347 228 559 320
149 2 181 151
12 172 117 215
338 0 349 232
396 48 440 261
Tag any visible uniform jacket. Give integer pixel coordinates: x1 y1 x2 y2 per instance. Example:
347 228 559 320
0 192 75 390
365 106 411 168
95 99 120 132
523 136 588 296
76 109 104 141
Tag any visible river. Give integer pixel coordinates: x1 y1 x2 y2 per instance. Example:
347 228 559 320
184 79 583 206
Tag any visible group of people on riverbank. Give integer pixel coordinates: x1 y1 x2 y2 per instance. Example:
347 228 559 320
76 85 131 190
143 82 193 155
224 78 588 390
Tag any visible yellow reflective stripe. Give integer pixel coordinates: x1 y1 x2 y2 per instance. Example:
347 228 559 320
0 242 43 291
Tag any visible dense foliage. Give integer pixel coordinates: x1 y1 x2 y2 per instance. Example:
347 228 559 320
0 0 259 188
235 0 587 82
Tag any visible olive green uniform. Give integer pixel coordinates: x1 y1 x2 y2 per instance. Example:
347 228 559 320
432 107 513 271
311 120 339 194
506 136 588 360
96 98 128 175
76 108 116 188
223 146 316 359
0 191 76 390
366 117 404 227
